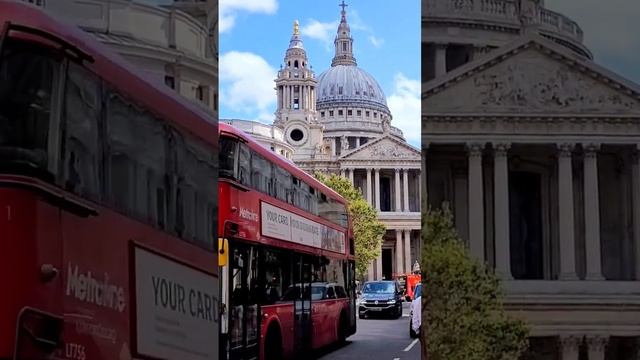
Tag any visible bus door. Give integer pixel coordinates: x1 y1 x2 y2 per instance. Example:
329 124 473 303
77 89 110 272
348 260 357 331
293 254 312 354
228 243 260 360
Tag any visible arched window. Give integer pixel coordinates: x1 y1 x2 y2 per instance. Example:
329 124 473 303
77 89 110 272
294 60 299 68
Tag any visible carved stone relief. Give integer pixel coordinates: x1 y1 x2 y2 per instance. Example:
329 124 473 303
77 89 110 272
369 144 414 158
425 48 640 114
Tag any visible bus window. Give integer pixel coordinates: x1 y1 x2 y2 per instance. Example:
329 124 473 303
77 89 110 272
63 62 101 200
219 136 237 179
238 142 251 186
0 39 61 174
262 248 293 305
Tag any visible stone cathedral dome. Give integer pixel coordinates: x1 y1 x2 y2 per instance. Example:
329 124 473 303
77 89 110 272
316 65 388 112
315 3 392 119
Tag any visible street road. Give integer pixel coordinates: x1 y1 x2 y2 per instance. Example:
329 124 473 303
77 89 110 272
315 302 421 360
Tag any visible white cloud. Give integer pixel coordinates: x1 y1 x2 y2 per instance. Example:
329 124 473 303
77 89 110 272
301 19 338 50
219 51 277 117
387 73 421 147
256 111 275 123
368 35 384 48
345 9 371 32
219 0 278 33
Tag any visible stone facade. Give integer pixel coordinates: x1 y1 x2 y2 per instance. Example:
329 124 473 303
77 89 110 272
224 5 422 281
423 0 640 358
23 0 218 119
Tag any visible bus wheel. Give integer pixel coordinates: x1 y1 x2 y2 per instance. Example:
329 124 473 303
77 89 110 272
337 312 348 345
264 325 282 360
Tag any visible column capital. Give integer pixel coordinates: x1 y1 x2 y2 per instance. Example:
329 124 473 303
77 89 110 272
585 335 608 353
558 335 582 353
557 143 575 158
493 143 511 157
466 142 485 157
374 168 380 173
583 143 601 157
395 168 401 174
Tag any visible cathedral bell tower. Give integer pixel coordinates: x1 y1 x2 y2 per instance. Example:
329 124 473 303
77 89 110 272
332 0 356 66
274 20 323 159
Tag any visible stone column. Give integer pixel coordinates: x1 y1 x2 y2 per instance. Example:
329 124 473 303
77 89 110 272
633 148 640 280
376 254 382 280
283 85 287 108
331 137 336 156
375 168 381 211
368 261 374 281
395 229 403 276
277 85 282 109
558 143 577 280
583 143 604 280
348 168 354 184
403 169 410 212
467 143 485 262
435 43 447 77
404 230 411 274
356 137 361 147
586 335 608 360
366 168 373 205
559 335 580 360
494 143 512 279
395 169 402 211
340 169 346 178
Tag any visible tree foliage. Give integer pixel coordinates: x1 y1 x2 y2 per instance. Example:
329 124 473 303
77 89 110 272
421 202 529 360
315 173 386 278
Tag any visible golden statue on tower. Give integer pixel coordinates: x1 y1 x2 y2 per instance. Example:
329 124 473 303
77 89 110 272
293 20 299 35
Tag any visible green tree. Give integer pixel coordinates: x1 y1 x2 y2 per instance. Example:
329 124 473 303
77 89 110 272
315 173 386 278
421 202 529 360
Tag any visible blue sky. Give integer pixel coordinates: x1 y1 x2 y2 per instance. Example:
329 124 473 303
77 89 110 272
218 0 422 147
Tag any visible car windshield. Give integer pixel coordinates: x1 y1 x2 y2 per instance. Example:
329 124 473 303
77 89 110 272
362 282 395 294
414 284 421 298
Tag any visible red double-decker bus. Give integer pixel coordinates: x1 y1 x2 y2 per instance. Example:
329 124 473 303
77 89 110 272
218 123 357 360
0 2 218 360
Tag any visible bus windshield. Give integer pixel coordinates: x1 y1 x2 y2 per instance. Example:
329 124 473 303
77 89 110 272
0 39 60 175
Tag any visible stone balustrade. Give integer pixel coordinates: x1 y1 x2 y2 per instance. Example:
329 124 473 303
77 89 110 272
322 120 404 137
43 0 209 59
425 0 584 43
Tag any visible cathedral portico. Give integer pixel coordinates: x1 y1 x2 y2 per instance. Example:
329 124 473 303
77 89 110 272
423 18 640 356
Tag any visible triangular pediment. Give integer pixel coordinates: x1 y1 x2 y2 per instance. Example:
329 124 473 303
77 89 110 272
423 34 640 115
340 135 420 161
